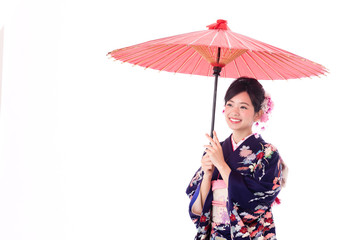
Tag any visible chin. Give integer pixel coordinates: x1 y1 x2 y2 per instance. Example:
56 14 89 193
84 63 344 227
227 125 242 132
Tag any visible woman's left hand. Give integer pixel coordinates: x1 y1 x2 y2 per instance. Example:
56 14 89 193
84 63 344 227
204 131 226 169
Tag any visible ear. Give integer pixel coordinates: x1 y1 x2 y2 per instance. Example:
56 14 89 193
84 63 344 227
254 109 264 122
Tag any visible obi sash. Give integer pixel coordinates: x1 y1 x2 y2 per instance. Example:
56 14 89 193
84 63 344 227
211 179 230 224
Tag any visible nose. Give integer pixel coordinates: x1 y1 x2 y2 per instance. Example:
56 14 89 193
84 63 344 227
231 107 240 115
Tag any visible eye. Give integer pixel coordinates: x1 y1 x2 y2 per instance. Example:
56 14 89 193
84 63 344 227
226 103 233 107
240 106 248 110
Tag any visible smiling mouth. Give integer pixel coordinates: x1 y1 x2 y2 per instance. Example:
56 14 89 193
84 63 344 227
229 118 241 124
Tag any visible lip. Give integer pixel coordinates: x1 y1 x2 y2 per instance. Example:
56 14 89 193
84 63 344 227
229 118 242 124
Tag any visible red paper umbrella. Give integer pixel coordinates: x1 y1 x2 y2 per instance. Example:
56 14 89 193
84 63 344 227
108 19 327 136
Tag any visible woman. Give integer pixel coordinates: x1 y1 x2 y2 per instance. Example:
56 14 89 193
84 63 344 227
186 77 286 240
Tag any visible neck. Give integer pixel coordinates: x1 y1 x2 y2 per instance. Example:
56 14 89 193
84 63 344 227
232 129 253 144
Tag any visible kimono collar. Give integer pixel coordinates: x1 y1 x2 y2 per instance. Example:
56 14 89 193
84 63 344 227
231 133 254 151
221 133 262 162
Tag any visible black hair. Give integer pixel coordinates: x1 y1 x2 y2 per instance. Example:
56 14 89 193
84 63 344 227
224 77 265 113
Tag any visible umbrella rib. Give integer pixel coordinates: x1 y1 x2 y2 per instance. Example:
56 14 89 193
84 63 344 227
240 37 277 52
246 53 273 80
241 53 257 79
267 53 309 79
238 33 290 53
136 45 187 68
224 31 232 50
233 59 241 77
110 46 149 62
276 54 326 77
259 52 308 79
227 31 253 50
190 55 204 75
266 53 314 78
115 44 175 64
171 48 197 73
209 31 219 47
192 45 217 65
207 64 213 77
145 31 203 45
188 31 214 45
252 51 287 80
147 45 191 70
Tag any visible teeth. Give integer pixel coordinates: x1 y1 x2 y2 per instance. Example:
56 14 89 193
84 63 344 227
230 118 241 122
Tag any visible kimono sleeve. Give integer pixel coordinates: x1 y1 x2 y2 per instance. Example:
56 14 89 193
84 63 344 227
185 167 204 220
186 167 213 239
228 143 282 213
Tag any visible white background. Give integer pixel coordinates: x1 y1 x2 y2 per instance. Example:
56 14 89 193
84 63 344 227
0 0 359 239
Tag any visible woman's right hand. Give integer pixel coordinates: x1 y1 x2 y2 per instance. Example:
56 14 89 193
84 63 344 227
201 153 214 177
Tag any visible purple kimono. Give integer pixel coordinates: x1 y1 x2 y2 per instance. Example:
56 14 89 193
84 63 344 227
186 134 282 240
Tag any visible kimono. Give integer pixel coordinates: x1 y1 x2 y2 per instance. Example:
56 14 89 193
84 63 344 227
186 134 282 240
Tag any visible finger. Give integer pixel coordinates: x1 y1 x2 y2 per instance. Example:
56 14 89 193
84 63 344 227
201 155 211 161
205 133 216 146
212 131 220 145
204 148 215 156
202 162 213 167
201 162 213 169
201 159 211 164
202 153 210 160
202 167 213 172
203 144 214 150
202 156 213 163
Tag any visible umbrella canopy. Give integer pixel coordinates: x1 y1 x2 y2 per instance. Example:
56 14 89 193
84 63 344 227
108 20 327 137
108 19 327 80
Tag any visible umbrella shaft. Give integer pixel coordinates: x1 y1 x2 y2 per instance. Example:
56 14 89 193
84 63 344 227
210 66 222 138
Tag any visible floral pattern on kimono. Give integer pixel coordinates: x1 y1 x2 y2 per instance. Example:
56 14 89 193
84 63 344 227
186 134 282 240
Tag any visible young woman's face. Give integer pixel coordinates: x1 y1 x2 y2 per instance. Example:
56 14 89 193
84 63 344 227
224 91 261 133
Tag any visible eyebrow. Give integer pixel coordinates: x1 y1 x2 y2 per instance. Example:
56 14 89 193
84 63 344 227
228 100 250 106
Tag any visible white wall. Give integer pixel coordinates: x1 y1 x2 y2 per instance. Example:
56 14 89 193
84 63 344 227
0 0 359 239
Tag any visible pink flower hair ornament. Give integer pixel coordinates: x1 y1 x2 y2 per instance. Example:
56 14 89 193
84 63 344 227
255 92 274 131
260 92 274 123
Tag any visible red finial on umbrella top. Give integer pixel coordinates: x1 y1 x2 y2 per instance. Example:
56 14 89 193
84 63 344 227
206 19 229 30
